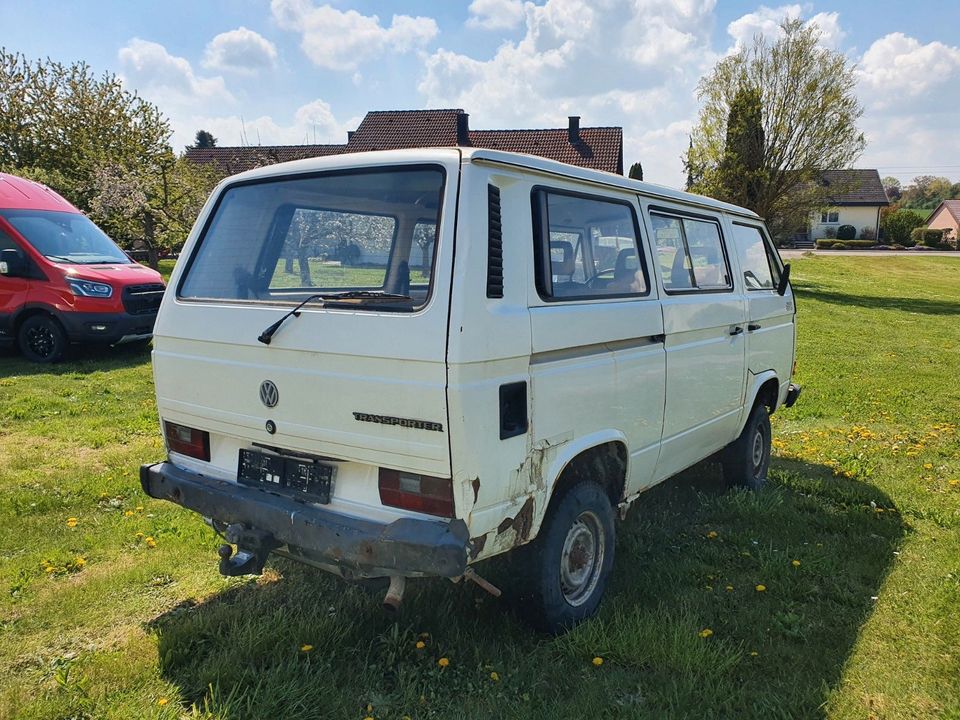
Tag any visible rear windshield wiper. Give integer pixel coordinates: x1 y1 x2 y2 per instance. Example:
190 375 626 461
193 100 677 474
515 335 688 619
257 291 414 346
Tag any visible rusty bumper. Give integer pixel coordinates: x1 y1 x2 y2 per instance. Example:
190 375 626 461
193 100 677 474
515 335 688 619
140 461 470 577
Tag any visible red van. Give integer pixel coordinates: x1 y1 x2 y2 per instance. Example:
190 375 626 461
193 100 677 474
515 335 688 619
0 173 165 362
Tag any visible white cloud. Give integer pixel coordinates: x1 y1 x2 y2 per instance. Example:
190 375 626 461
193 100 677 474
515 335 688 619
118 38 233 108
726 5 845 50
858 32 960 102
203 27 278 74
466 0 526 30
271 0 438 71
420 0 718 187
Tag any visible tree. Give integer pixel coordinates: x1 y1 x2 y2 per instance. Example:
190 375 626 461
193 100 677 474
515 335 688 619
685 19 865 241
879 208 927 246
881 176 902 203
193 130 218 149
715 85 765 209
628 162 644 181
899 175 959 209
0 49 170 211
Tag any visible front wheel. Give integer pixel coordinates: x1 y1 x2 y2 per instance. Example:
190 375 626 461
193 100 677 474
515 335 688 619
722 402 771 490
513 482 615 634
18 315 67 363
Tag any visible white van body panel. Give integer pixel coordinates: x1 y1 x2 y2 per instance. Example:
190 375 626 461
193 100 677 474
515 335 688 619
146 146 797 578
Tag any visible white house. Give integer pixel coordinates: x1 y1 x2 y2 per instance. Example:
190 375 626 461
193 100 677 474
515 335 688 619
804 169 889 245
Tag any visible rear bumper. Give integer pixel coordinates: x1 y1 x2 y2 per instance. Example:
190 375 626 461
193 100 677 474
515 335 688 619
139 461 470 578
784 382 801 408
59 310 156 344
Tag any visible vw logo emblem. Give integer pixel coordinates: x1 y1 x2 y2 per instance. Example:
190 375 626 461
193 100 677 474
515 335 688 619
259 380 279 408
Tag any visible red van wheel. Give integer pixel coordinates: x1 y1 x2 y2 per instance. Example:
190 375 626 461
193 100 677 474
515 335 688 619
18 315 67 363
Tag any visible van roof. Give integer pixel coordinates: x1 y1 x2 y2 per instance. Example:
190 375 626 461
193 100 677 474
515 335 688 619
221 147 761 221
0 173 78 213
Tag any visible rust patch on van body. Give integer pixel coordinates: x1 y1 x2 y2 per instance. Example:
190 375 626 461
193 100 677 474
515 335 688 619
472 477 480 504
469 532 487 559
496 496 535 543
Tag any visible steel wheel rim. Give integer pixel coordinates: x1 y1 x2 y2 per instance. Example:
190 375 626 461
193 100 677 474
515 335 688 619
751 428 765 471
559 510 604 607
26 324 56 358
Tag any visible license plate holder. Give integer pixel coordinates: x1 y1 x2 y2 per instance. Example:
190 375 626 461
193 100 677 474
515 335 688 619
237 448 335 504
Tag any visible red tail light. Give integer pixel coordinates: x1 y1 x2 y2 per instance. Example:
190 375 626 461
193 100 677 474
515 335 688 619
378 468 454 517
164 421 210 461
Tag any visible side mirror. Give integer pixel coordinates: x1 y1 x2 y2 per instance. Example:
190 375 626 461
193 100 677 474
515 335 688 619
776 263 791 296
0 248 26 277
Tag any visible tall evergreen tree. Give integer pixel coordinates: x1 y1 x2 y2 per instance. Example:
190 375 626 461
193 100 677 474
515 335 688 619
628 162 643 181
194 129 217 149
716 85 765 210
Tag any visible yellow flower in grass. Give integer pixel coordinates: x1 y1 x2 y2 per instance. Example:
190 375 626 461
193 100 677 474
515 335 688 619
592 656 604 666
66 517 78 528
124 510 134 517
725 585 734 592
145 536 157 548
415 640 425 649
157 697 168 706
300 644 314 652
706 530 718 539
437 657 449 668
791 559 801 567
755 584 766 592
135 505 144 511
699 628 713 638
749 651 759 657
74 556 86 568
490 671 500 681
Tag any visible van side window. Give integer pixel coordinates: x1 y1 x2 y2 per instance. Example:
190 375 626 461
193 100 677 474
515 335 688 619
532 189 649 300
732 223 780 290
650 212 732 293
0 228 20 252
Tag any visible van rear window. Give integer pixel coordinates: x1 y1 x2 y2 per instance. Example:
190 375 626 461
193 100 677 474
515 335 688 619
178 166 445 310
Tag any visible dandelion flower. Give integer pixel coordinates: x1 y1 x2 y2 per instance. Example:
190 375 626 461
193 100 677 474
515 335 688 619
749 651 758 657
755 584 766 592
791 559 801 567
490 671 500 681
438 657 449 668
66 517 78 528
415 640 425 649
592 656 604 666
725 585 733 592
145 536 157 548
706 530 718 539
301 644 314 652
136 505 144 511
923 463 933 470
44 565 55 574
74 556 86 567
135 532 145 539
124 510 134 517
158 698 168 706
699 628 713 638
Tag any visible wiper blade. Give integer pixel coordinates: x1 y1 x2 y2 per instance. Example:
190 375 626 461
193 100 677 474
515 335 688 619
320 290 412 302
44 254 80 264
257 294 326 345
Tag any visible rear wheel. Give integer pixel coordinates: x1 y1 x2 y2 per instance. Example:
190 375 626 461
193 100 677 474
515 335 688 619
18 315 67 363
513 482 615 634
722 402 771 490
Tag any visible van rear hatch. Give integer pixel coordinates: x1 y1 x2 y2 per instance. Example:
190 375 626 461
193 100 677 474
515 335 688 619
152 158 458 521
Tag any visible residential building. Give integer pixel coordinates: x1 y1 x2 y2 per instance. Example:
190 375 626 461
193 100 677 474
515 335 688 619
925 200 960 240
185 109 624 177
803 169 888 246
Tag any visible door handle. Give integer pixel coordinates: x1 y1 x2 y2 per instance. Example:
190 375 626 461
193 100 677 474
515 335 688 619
730 326 744 336
747 323 761 332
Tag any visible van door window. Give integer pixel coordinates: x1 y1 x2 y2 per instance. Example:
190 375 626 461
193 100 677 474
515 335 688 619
732 223 780 290
650 212 732 293
178 165 445 311
532 189 649 300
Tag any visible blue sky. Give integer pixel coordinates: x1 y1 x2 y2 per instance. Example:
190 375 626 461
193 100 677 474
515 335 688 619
2 0 959 187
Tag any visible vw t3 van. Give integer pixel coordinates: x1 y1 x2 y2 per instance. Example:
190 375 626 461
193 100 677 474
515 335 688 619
140 148 799 632
0 173 165 362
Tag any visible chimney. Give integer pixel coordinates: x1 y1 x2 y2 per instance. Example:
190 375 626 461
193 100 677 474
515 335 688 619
347 130 355 143
568 116 581 143
456 112 470 145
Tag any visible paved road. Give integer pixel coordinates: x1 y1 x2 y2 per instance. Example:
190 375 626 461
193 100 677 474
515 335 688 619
780 250 959 259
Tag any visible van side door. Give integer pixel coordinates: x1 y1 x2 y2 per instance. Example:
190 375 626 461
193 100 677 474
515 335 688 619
645 205 747 482
0 226 33 342
729 221 795 388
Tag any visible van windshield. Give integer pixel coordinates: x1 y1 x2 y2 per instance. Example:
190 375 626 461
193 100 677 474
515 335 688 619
179 165 446 311
0 210 131 264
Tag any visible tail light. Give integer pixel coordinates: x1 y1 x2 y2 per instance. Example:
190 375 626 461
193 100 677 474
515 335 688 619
378 468 454 517
164 421 210 461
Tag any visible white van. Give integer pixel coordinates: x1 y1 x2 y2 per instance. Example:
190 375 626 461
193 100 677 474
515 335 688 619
141 148 799 632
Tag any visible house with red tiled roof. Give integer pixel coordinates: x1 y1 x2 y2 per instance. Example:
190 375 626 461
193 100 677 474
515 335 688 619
925 200 960 241
185 109 623 176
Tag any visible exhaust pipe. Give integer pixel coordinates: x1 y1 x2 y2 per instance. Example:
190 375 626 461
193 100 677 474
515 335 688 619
382 575 406 613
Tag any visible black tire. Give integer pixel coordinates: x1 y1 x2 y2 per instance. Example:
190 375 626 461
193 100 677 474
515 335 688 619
512 482 615 634
17 314 67 363
722 402 771 490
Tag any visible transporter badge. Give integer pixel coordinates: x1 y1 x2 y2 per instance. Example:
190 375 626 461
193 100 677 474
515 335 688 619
259 380 279 408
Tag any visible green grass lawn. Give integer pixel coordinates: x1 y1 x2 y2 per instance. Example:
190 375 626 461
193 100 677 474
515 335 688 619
1 256 958 719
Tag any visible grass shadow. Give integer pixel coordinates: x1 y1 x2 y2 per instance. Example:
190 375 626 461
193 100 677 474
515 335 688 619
0 340 152 378
793 282 960 316
150 458 905 719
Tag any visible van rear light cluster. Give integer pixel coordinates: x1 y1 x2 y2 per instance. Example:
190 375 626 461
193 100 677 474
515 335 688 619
163 421 210 461
378 468 454 517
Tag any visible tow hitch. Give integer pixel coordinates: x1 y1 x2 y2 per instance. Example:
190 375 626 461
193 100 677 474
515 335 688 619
216 523 279 576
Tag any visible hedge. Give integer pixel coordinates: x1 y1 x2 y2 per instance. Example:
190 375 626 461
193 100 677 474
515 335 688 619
837 224 857 240
910 227 947 247
815 239 879 249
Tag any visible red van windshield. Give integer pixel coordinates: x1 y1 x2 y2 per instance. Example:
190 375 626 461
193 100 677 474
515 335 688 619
0 209 131 265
